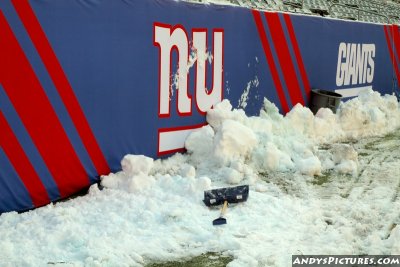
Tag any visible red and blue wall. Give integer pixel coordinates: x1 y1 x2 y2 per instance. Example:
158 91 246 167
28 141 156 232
0 0 399 213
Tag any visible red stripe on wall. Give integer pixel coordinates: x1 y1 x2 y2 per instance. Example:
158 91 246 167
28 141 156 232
252 10 290 113
11 0 110 176
384 25 400 83
0 112 50 208
0 12 89 197
391 25 400 69
264 12 304 106
283 13 310 98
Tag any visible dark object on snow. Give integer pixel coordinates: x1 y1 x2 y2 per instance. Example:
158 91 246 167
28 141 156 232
203 185 249 226
309 89 342 114
203 185 249 207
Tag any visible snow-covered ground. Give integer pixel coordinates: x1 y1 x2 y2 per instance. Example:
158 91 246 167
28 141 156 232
1 89 400 267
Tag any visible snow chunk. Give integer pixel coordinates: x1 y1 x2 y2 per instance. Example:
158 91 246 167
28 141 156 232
331 144 358 164
185 125 215 166
218 167 243 184
101 155 155 193
121 155 153 176
214 120 257 165
331 144 359 175
286 104 315 136
296 156 322 176
207 100 247 129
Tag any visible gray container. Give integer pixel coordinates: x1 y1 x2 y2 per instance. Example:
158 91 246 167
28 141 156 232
309 89 342 114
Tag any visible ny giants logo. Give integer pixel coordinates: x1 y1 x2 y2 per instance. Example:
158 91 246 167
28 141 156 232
153 23 224 117
153 23 224 155
336 42 375 87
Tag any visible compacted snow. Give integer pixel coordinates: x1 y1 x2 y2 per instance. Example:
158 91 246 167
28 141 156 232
1 89 400 267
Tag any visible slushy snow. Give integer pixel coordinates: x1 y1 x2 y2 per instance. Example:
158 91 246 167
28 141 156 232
1 89 400 266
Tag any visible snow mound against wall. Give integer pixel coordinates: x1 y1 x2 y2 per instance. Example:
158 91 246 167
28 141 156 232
102 89 400 190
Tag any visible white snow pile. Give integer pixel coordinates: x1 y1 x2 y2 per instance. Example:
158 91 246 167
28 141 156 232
1 89 400 267
183 89 400 179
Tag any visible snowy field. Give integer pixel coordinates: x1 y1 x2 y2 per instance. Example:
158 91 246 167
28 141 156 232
1 89 400 267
